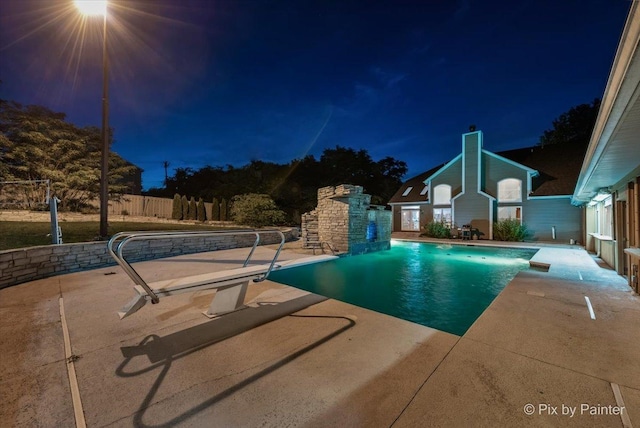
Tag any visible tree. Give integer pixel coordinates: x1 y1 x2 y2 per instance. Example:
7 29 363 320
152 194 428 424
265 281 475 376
196 197 206 221
171 193 182 220
317 146 408 205
211 197 220 221
181 195 189 220
151 146 408 222
188 197 197 220
539 99 601 147
230 194 286 227
0 101 137 211
220 198 228 221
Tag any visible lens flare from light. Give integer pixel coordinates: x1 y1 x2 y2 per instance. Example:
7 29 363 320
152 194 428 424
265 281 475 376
74 1 107 16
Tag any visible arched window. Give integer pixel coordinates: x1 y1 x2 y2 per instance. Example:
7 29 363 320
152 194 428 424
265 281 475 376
498 178 522 202
432 184 452 227
433 184 451 205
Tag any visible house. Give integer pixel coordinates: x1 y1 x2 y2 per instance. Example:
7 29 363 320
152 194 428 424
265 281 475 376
572 1 640 290
389 130 585 242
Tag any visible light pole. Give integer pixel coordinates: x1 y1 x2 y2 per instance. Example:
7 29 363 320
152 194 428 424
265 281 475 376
75 0 109 239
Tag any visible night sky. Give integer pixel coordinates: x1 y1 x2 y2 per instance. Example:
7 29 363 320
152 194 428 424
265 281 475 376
0 0 632 190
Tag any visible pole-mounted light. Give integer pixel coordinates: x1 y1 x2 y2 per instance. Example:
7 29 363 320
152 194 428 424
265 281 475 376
75 0 110 239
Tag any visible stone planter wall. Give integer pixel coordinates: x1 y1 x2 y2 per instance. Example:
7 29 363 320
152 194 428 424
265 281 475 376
0 229 295 289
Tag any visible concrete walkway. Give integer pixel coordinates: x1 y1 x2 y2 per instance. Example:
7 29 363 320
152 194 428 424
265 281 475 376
1 241 639 427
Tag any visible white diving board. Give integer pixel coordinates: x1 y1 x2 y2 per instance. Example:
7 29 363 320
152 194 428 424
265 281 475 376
107 229 337 320
119 255 336 319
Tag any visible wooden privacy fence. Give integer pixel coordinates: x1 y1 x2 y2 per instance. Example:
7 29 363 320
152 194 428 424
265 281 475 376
89 194 214 219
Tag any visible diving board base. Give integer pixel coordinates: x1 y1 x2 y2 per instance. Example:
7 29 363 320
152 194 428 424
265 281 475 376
202 280 249 318
118 278 254 320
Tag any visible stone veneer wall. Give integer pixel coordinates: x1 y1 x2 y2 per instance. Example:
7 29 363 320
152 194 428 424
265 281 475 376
317 185 367 252
301 210 319 248
0 229 295 289
350 207 393 255
302 184 392 254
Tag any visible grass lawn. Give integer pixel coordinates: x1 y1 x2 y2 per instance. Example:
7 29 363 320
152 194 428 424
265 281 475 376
0 221 226 251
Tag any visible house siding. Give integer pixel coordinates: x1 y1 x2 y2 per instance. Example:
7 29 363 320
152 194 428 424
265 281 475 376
482 154 530 198
453 196 491 236
463 133 480 192
451 132 492 237
431 158 463 197
521 198 582 242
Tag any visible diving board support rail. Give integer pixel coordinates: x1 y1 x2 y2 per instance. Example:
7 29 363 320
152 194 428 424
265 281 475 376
107 229 285 319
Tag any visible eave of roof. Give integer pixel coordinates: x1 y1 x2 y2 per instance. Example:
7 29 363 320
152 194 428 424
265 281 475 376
573 2 640 204
388 165 442 204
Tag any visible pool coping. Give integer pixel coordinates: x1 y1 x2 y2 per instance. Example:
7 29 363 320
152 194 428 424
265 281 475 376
391 236 569 272
1 243 638 427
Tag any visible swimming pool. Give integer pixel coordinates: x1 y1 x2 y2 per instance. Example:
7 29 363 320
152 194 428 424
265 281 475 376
269 240 537 336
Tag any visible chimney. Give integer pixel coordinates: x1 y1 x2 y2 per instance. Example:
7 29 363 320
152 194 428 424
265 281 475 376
462 129 483 192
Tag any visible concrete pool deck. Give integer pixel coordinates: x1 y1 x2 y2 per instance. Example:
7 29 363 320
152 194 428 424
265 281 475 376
1 239 639 427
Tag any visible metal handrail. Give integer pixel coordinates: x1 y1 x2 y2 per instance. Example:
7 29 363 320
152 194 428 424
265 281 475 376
320 241 337 255
107 229 285 304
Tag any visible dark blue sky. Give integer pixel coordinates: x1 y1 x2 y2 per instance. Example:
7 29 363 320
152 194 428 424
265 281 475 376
0 0 632 190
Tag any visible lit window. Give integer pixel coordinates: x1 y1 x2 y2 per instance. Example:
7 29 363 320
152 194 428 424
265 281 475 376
601 197 613 237
402 187 413 197
420 185 428 196
401 206 420 231
433 184 451 205
433 207 452 228
498 206 522 223
498 178 522 202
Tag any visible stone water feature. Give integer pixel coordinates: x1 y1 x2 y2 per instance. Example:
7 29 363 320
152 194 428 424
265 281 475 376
301 184 391 255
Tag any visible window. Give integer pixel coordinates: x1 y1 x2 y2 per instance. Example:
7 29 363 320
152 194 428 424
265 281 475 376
433 184 451 205
420 185 428 196
498 206 522 222
600 197 613 237
433 208 452 227
431 184 452 227
498 178 522 202
402 187 413 197
401 206 420 231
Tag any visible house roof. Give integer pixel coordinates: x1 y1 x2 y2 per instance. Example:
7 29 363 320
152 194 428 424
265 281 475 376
573 2 640 204
389 142 586 204
388 165 442 204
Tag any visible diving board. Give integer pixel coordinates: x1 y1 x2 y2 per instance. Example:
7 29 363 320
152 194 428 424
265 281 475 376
108 230 336 319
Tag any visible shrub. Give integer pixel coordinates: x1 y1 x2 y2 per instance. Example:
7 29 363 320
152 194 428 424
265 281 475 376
171 194 182 220
196 198 206 221
230 193 286 227
220 198 228 221
421 221 451 239
493 219 529 241
188 197 197 220
181 195 189 220
211 197 220 221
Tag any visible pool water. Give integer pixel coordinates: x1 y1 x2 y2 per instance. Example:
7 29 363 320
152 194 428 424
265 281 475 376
269 240 537 336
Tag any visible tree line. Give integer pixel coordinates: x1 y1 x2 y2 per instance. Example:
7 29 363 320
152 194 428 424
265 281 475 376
146 147 408 224
170 193 287 228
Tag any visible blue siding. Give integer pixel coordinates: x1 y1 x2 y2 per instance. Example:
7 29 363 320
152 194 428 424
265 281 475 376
522 198 582 242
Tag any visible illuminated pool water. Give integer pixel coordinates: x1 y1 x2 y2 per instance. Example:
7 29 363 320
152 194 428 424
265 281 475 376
269 240 537 336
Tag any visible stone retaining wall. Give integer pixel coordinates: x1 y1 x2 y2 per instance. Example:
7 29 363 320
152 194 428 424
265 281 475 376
0 229 295 289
